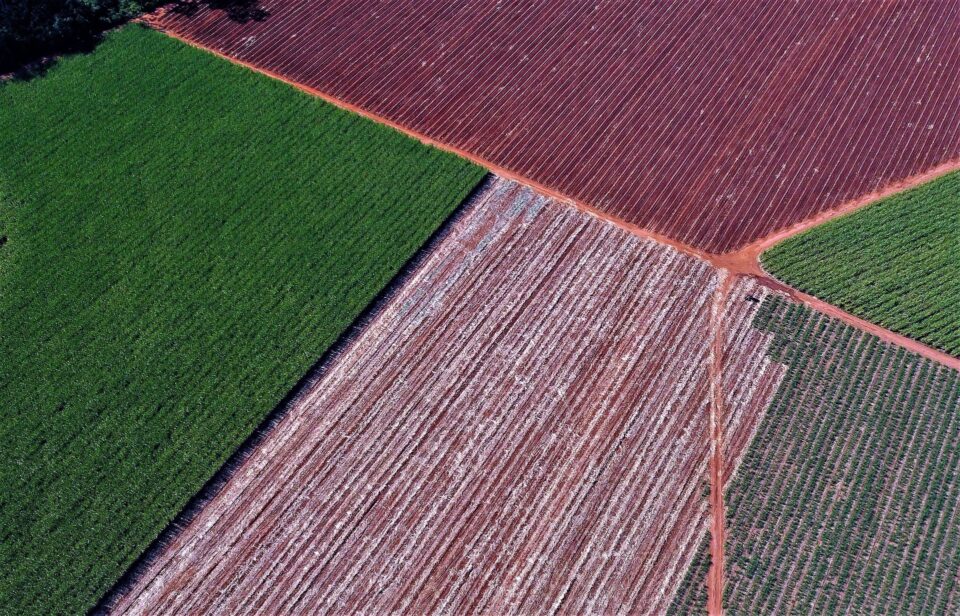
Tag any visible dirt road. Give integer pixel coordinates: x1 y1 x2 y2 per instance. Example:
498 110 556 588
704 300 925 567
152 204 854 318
708 273 733 615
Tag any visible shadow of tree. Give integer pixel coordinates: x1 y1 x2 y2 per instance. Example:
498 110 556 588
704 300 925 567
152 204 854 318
170 0 269 24
2 35 100 82
1 0 269 82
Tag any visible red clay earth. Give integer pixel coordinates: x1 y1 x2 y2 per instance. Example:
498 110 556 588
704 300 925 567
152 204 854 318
148 0 960 253
143 9 960 376
110 178 785 615
146 12 960 375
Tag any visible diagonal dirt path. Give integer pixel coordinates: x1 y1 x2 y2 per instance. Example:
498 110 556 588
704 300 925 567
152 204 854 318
726 156 960 261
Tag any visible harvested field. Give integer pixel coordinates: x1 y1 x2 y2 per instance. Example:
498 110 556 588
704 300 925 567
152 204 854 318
674 295 960 614
111 178 784 615
151 0 960 252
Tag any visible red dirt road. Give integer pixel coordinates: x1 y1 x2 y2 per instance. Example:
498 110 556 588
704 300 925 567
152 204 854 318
131 9 960 612
138 27 960 614
139 26 958 614
704 267 960 374
714 157 960 373
732 156 960 259
110 178 784 615
708 273 733 615
759 278 960 374
149 0 960 253
143 19 720 268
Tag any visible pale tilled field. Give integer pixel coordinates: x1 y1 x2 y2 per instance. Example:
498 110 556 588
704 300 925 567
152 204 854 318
112 177 785 615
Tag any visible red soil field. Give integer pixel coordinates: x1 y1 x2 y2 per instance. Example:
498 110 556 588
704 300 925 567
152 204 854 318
149 0 960 253
109 178 784 614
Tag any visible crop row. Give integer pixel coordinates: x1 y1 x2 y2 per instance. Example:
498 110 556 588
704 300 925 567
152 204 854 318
763 170 960 357
668 533 711 615
112 177 785 615
152 0 960 252
678 295 960 614
0 26 484 616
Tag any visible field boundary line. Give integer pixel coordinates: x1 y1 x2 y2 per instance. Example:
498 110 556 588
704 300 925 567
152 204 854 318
751 274 960 373
92 175 496 614
140 20 721 263
147 21 960 608
147 21 960 371
145 22 960 287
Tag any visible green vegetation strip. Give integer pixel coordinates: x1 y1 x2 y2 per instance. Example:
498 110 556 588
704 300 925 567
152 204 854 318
762 170 960 357
0 25 484 615
671 295 960 614
667 534 710 615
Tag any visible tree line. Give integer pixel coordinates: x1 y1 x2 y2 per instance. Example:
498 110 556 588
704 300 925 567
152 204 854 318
1 0 145 73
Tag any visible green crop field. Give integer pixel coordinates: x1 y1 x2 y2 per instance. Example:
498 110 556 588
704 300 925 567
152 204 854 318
671 296 960 614
762 171 960 357
0 25 484 614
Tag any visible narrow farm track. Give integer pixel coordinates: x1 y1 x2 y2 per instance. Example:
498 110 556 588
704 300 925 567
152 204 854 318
708 273 732 615
148 0 960 253
110 178 785 615
673 296 960 614
730 156 960 260
717 230 960 372
760 169 960 359
756 281 960 374
141 19 716 268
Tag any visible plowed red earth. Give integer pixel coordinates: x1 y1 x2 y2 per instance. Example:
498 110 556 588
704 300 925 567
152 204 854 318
149 0 960 253
111 178 784 615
